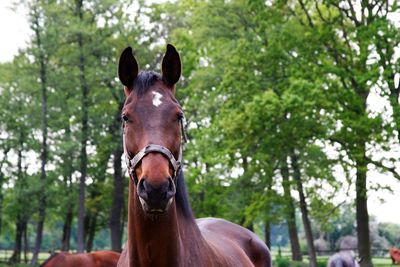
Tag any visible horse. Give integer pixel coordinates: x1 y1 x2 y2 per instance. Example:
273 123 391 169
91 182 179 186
40 251 120 267
116 44 271 267
390 247 400 265
327 251 359 267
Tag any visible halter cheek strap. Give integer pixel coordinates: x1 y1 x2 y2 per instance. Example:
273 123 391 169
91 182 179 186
122 124 186 185
123 141 182 184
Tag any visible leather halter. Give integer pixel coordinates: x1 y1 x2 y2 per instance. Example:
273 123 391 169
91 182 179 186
123 118 187 185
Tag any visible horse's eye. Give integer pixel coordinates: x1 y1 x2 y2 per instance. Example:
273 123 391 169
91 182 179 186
122 114 129 123
177 112 184 121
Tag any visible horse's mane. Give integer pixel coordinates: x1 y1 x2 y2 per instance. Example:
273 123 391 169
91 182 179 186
134 71 161 96
175 169 194 219
39 252 60 267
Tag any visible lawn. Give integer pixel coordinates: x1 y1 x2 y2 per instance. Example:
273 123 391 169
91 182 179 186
273 256 394 267
0 250 50 267
0 254 395 267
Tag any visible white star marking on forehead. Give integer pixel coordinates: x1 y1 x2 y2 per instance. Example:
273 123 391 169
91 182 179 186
152 91 163 107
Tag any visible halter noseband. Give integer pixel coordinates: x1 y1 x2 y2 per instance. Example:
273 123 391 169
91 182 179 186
123 118 187 185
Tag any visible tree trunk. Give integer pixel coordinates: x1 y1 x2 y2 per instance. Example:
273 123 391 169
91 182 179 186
0 148 9 235
281 157 302 261
264 221 271 249
10 134 25 263
108 73 125 253
75 0 89 253
120 199 126 247
356 145 373 267
264 170 273 249
23 222 29 263
85 213 97 252
291 152 317 267
61 126 74 252
110 142 124 252
30 5 49 264
0 171 3 235
246 222 254 232
61 205 73 251
9 218 24 263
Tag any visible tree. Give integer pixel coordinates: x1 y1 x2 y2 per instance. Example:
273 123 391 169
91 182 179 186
30 2 49 263
0 54 39 263
149 3 351 267
282 1 399 265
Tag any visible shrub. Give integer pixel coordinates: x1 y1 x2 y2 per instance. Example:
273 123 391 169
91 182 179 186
317 258 328 267
275 256 291 267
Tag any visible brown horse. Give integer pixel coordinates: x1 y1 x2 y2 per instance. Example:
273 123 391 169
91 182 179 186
327 251 359 267
116 44 271 267
40 251 120 267
390 247 400 265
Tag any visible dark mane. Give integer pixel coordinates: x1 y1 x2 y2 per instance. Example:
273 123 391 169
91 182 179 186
134 71 161 96
175 169 194 219
39 252 60 267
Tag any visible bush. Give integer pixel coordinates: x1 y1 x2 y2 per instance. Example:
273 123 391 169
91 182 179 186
317 258 328 267
275 256 291 267
291 261 305 267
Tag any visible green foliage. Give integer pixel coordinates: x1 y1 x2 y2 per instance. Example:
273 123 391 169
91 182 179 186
0 0 152 254
0 0 399 263
275 256 291 267
317 259 328 267
378 222 400 246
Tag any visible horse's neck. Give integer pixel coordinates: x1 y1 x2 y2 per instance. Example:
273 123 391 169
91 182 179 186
127 182 206 267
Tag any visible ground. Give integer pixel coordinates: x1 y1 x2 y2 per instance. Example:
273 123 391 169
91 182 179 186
0 256 395 267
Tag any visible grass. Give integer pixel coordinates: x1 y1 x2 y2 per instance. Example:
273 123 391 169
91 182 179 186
372 257 394 266
0 250 51 267
0 252 395 267
273 255 394 267
0 264 32 267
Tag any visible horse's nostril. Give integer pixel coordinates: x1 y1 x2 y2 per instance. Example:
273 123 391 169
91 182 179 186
137 179 148 200
142 180 151 192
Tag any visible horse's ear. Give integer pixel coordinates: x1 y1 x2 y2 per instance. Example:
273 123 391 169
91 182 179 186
162 44 181 88
118 46 139 91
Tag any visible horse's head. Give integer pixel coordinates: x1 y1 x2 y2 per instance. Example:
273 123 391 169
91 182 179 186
118 44 183 214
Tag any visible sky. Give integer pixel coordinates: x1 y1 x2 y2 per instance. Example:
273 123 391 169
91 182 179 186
0 1 399 224
0 2 30 63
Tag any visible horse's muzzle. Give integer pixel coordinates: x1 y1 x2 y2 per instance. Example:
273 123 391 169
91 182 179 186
137 177 176 213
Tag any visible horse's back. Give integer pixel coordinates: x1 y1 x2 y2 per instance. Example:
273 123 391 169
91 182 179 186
91 251 120 267
390 247 400 264
197 217 272 267
41 253 95 267
41 251 119 267
327 252 359 267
